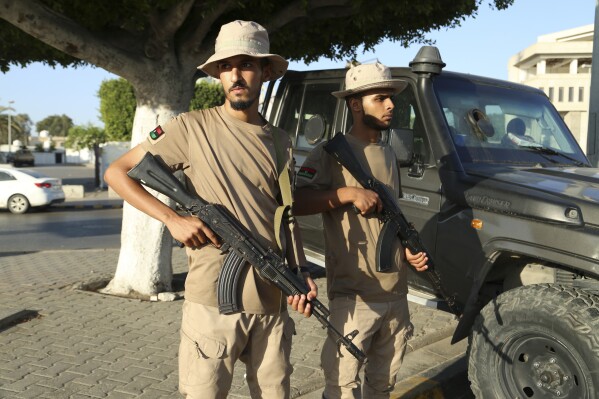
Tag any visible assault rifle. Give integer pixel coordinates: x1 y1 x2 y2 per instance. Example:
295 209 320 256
127 152 366 362
324 133 461 315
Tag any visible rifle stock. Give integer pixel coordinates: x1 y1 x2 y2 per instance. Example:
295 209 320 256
127 152 367 362
324 133 461 315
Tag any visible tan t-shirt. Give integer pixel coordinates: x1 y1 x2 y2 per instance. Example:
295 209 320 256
140 105 291 314
296 133 407 302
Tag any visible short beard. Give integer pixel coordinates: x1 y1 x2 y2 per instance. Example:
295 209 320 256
362 114 389 131
230 98 256 110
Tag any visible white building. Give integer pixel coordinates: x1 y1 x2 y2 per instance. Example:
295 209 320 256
508 24 593 152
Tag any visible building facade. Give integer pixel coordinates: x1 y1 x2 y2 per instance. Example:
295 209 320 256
508 24 593 152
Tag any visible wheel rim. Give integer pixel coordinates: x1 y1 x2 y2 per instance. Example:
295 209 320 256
499 332 588 398
9 196 28 213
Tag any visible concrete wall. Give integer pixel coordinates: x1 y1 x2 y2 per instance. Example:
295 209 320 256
100 142 130 188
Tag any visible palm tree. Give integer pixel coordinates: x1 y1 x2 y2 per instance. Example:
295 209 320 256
0 107 31 146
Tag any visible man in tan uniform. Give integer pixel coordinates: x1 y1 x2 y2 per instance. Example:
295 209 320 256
105 20 317 399
294 63 428 399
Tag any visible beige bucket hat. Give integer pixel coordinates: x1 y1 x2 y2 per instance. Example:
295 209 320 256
332 62 407 98
199 20 288 81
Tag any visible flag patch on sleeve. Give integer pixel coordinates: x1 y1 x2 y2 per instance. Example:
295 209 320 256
149 125 165 141
297 166 317 180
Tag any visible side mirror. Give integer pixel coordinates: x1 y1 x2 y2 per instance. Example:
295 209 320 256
387 128 414 165
304 114 327 145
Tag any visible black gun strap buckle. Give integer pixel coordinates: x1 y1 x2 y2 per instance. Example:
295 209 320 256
283 206 295 223
336 329 360 357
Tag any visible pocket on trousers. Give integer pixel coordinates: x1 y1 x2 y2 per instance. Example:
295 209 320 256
180 322 227 386
182 328 226 359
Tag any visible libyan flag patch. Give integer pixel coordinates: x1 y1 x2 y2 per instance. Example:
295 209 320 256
297 166 316 179
149 125 165 140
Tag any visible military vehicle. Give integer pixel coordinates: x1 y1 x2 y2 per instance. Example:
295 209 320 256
263 46 599 398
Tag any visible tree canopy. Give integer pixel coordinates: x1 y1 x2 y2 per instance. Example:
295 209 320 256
0 0 513 73
98 78 137 141
189 80 225 111
65 123 106 151
35 114 74 137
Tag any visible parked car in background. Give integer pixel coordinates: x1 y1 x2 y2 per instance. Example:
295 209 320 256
0 167 65 214
7 148 35 167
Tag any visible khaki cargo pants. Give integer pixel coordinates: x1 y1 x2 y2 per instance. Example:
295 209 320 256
321 296 413 399
178 301 295 399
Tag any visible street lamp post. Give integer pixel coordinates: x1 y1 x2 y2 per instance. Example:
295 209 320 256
7 100 14 154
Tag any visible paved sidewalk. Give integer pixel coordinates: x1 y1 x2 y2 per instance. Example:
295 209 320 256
1 192 468 398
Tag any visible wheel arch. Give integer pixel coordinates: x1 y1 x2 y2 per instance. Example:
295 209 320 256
451 238 599 344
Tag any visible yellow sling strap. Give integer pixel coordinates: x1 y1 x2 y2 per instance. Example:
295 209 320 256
271 128 294 251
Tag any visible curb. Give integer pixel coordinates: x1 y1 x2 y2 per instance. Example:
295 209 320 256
292 324 461 399
392 355 468 399
406 324 457 354
392 337 470 399
56 201 123 209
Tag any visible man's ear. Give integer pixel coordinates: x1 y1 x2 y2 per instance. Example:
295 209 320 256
349 97 362 112
261 62 273 83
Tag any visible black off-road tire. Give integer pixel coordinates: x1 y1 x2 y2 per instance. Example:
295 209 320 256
468 284 599 398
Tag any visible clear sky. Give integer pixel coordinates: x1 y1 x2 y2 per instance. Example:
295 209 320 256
0 0 595 134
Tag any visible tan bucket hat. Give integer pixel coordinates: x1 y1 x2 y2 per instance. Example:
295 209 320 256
199 20 288 81
332 62 407 98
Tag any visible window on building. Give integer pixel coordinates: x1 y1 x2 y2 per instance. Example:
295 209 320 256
568 87 574 102
558 87 564 102
578 58 592 74
579 87 584 102
548 87 554 102
546 58 570 74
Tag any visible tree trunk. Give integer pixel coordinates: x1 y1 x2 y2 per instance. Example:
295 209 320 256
101 75 193 297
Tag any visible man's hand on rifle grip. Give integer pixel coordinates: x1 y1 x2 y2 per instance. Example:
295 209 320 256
165 214 221 249
405 248 428 272
347 187 382 215
287 272 318 318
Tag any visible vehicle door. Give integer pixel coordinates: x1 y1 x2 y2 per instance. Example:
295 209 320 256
0 170 18 207
389 82 443 295
267 76 344 261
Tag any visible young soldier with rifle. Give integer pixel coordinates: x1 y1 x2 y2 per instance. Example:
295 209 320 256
294 62 428 399
105 20 320 399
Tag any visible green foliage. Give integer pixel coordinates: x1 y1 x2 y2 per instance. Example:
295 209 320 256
0 0 184 72
0 108 32 145
36 114 74 137
0 21 82 73
97 77 225 140
0 0 514 72
65 124 106 150
98 78 136 141
189 80 225 110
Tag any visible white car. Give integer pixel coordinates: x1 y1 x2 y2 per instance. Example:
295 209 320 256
0 167 65 214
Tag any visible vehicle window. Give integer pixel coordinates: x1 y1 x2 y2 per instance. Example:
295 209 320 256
0 171 16 181
435 76 588 166
391 85 432 164
278 82 340 150
341 84 431 165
